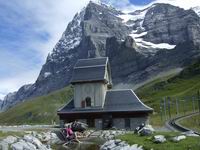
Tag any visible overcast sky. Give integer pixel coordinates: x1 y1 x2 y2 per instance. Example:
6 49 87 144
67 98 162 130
0 0 200 99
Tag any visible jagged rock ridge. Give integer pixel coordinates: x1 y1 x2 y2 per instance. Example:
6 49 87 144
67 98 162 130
1 2 200 111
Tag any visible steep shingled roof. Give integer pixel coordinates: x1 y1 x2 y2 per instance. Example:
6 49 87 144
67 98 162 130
70 57 109 84
57 89 153 114
104 89 153 112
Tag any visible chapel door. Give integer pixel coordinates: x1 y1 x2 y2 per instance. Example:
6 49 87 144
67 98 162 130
102 114 113 129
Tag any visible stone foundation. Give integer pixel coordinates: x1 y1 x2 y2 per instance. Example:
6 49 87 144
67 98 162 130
61 116 149 130
130 117 148 130
95 119 102 129
95 116 148 130
113 118 125 129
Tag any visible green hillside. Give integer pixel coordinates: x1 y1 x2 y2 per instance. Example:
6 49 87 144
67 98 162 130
0 59 199 126
179 114 200 133
0 86 73 125
136 74 200 110
136 59 200 110
136 59 200 125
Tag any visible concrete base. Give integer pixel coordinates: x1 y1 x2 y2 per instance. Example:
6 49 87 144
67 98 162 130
94 117 148 130
61 116 149 130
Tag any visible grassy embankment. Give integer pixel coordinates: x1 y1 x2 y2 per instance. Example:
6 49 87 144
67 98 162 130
0 131 25 139
178 114 200 133
0 87 73 125
118 132 200 150
136 59 200 126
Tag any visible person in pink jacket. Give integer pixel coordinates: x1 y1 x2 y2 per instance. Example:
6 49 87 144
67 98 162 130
65 124 80 143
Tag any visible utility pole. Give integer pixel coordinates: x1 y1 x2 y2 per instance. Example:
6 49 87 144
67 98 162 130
176 98 179 116
186 96 188 113
183 98 186 115
197 90 200 129
192 96 195 112
160 99 163 122
168 97 171 119
198 90 200 114
163 97 167 120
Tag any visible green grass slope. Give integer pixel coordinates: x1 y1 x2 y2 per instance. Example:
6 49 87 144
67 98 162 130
178 114 200 133
137 59 200 110
136 74 200 110
0 87 73 125
118 132 200 150
136 59 200 125
0 59 199 126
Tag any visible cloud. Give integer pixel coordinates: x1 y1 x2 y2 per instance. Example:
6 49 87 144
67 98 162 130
0 68 40 98
2 0 92 59
101 0 130 8
0 93 6 100
0 0 92 97
105 0 200 12
0 0 200 99
151 0 200 9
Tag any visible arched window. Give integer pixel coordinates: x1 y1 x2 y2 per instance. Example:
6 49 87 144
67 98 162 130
85 97 91 107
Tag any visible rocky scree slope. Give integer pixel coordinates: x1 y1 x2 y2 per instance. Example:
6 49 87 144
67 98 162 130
1 2 200 111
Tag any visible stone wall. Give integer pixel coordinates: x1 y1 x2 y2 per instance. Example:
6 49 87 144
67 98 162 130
60 116 149 130
113 117 149 130
93 116 149 130
113 118 125 129
130 116 148 130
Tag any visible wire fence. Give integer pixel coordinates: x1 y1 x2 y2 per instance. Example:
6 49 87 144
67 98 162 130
159 90 200 122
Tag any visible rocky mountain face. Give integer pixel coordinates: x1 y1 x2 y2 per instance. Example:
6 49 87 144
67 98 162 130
1 2 200 111
0 100 2 108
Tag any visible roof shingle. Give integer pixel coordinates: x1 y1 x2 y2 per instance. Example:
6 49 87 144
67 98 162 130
70 57 108 84
75 57 108 68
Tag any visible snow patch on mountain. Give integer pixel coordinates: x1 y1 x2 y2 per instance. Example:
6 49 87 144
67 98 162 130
192 6 200 16
130 31 147 38
0 93 6 100
129 31 176 54
117 4 157 26
48 9 85 63
118 9 147 23
136 39 176 49
44 72 52 78
54 14 82 52
22 84 33 91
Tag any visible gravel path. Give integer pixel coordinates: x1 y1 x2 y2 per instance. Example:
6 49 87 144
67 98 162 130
167 112 200 135
0 125 57 132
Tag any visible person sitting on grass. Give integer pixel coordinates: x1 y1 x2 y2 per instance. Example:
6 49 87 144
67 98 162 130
65 124 81 143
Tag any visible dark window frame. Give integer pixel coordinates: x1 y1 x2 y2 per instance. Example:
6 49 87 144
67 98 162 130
85 97 92 107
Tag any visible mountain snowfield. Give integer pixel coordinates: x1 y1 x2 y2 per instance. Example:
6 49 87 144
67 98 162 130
1 1 200 111
51 2 200 56
119 2 199 54
192 6 200 16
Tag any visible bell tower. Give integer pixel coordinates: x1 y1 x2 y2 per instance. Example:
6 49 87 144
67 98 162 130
70 57 112 109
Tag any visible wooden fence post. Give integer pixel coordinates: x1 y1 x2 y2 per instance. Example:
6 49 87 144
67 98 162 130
198 90 200 114
168 97 171 119
176 98 179 116
198 90 200 128
163 97 167 120
192 96 195 112
160 99 163 122
183 98 186 115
